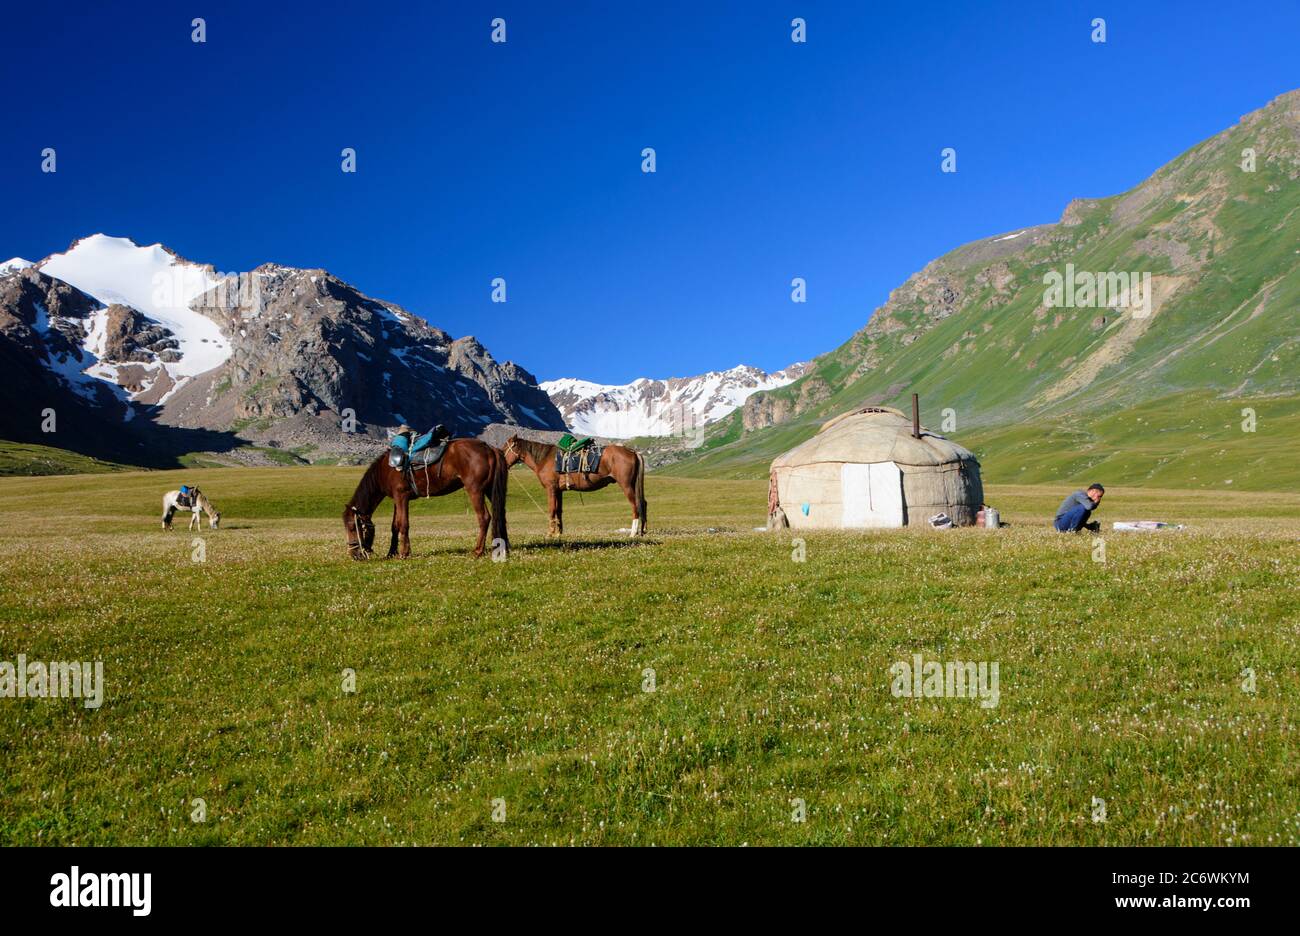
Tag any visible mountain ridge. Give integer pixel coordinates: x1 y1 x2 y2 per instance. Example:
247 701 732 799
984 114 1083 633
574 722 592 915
0 235 564 467
542 362 811 439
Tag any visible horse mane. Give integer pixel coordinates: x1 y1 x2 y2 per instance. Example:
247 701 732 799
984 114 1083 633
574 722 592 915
182 488 215 515
345 454 388 514
512 437 554 463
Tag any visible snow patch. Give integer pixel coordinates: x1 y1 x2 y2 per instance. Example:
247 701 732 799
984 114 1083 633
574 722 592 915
1 257 33 274
38 234 229 378
31 301 135 413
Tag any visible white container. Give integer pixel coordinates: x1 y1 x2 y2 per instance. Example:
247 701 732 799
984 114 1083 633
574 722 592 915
985 507 1000 529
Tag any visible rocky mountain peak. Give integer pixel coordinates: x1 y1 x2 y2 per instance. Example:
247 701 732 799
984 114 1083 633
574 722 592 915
1 236 565 465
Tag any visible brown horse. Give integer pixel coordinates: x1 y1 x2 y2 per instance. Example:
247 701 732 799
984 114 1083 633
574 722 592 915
342 439 508 559
502 435 647 537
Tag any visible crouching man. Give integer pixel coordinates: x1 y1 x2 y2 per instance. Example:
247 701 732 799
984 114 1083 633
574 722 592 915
1053 483 1104 532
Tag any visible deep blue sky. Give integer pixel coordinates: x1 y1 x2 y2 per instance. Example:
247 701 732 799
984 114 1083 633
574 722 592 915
3 1 1297 384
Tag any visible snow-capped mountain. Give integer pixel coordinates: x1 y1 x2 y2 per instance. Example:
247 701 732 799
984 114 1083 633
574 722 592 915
542 363 811 438
0 234 563 464
38 235 229 384
0 258 32 274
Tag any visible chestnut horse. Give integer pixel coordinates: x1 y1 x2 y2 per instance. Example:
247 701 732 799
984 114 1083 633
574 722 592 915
502 435 647 537
342 439 508 559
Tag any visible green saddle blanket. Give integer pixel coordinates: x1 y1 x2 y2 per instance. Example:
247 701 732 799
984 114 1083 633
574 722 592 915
557 433 592 452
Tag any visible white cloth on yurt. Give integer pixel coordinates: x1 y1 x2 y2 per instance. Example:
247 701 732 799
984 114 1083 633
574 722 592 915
840 461 904 527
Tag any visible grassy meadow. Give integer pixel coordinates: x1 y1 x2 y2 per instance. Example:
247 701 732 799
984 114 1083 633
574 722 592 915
0 441 132 476
0 466 1297 845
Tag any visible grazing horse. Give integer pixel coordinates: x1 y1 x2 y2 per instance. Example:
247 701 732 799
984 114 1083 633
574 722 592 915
162 488 220 530
502 435 647 537
342 439 509 560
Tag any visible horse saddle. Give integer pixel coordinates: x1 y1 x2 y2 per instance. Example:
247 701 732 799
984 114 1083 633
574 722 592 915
409 439 449 468
410 426 446 455
557 432 593 453
389 425 450 470
556 443 602 475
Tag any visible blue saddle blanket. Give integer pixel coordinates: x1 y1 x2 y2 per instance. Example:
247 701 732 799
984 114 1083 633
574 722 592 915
556 444 603 474
410 429 438 454
390 429 449 469
392 429 440 455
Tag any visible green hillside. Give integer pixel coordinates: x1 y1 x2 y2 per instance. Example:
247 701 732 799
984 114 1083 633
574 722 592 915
0 441 133 476
669 90 1300 490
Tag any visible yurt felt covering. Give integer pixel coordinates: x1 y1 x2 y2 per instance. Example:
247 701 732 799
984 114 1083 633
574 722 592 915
769 407 983 528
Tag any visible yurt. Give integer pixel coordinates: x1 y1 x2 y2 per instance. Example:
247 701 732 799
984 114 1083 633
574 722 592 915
768 405 983 529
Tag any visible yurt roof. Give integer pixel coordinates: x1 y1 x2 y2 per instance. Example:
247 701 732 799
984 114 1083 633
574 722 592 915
771 406 977 469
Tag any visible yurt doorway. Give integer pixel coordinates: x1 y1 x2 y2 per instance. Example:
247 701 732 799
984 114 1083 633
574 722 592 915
840 462 904 527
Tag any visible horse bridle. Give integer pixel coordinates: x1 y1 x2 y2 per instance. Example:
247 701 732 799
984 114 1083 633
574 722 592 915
346 505 373 558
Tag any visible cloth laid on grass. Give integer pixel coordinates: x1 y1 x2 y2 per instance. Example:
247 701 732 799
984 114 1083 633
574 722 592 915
1112 521 1186 531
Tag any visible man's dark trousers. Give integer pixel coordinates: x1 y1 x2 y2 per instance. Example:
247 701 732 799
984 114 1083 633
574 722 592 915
1054 503 1092 532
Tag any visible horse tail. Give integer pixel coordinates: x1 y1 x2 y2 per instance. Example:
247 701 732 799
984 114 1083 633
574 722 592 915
490 445 509 550
634 451 647 535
